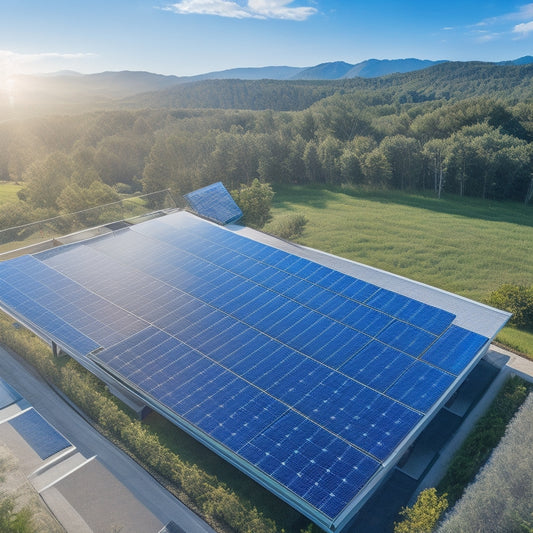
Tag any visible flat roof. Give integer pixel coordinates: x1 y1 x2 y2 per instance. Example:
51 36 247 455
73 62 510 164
0 210 510 531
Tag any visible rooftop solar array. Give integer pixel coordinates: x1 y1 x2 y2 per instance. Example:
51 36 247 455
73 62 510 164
0 211 492 531
9 408 71 460
184 182 242 225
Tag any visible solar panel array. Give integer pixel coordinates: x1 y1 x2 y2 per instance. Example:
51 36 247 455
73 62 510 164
184 182 243 225
0 211 489 528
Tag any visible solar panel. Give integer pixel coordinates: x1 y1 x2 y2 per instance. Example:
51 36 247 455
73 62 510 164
184 181 243 225
9 408 71 459
0 210 497 532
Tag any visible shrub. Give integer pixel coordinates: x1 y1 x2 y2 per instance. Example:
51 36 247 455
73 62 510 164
231 179 274 229
394 488 448 533
487 284 533 329
264 212 308 240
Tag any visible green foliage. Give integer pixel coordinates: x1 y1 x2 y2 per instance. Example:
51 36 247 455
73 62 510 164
488 284 533 329
437 376 532 505
231 179 274 228
264 212 308 240
394 489 448 533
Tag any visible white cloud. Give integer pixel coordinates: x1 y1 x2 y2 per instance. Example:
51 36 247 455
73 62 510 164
475 2 533 26
513 20 533 36
164 0 317 20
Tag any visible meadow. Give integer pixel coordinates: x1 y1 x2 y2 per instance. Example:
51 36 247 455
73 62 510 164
0 182 22 204
271 185 533 356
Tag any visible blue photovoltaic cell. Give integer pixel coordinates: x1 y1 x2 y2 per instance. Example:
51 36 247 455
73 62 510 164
0 378 21 409
340 341 414 391
184 182 243 225
239 410 381 520
386 362 456 412
376 320 436 357
421 325 488 375
9 408 71 459
365 289 455 335
0 210 496 527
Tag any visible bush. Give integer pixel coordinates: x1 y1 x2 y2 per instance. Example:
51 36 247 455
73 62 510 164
487 284 533 329
394 488 448 533
231 179 274 229
264 212 308 240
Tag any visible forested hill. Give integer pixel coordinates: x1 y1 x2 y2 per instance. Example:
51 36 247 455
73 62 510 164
124 62 533 111
1 56 533 227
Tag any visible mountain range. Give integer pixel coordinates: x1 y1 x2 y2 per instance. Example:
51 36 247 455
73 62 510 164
2 56 533 118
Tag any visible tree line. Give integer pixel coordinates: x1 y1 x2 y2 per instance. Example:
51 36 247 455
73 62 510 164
0 76 532 237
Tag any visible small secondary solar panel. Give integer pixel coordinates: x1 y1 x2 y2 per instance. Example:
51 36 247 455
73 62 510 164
184 181 242 225
0 210 499 532
9 408 71 460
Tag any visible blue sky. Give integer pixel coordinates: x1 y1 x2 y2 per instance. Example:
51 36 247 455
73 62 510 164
1 0 533 77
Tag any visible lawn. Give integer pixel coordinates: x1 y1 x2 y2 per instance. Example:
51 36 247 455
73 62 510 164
0 182 22 205
271 184 533 356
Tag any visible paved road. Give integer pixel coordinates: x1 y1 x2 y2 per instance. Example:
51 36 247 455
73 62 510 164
0 345 216 533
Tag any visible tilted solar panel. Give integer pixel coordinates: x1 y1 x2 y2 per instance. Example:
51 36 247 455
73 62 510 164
184 181 243 225
0 210 498 532
9 408 71 460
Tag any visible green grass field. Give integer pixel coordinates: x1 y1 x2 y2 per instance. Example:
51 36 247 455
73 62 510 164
271 184 533 357
0 182 22 204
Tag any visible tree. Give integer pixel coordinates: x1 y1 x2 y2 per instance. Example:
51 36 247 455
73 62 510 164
363 148 392 187
380 135 423 190
318 135 342 184
394 488 448 533
57 181 120 227
422 138 448 196
23 152 72 209
231 179 274 229
302 141 322 183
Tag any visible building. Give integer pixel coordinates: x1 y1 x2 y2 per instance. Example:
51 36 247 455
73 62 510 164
0 191 510 532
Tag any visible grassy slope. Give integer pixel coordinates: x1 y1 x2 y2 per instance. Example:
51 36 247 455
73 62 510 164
271 185 533 356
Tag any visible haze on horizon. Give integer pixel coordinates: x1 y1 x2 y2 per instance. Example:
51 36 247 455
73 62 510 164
1 0 533 80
